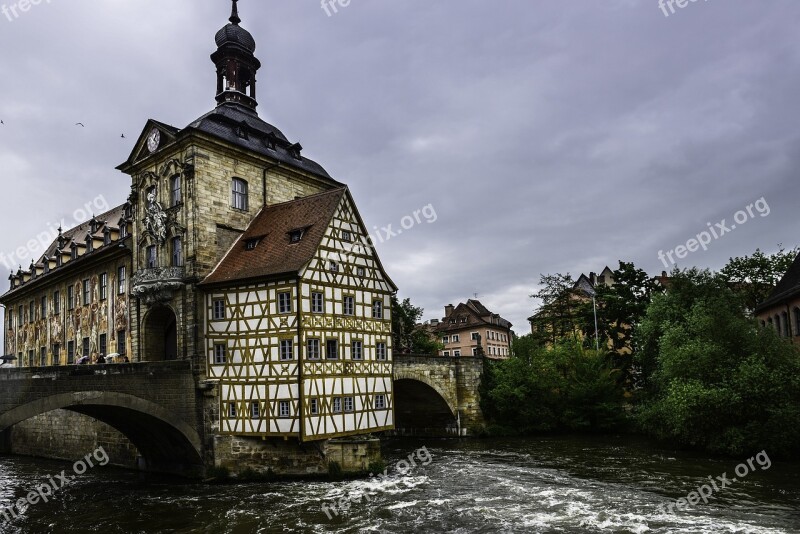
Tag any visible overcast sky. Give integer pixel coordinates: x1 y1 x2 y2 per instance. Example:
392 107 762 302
1 0 799 346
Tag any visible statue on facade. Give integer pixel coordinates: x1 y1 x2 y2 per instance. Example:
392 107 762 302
144 189 168 245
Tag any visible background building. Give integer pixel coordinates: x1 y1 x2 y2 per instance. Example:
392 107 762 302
432 300 512 358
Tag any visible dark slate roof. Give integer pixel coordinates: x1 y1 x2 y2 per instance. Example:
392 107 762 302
2 204 129 299
199 188 346 286
185 102 338 181
756 252 800 311
215 22 256 53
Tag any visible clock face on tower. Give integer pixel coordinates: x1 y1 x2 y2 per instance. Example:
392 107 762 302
147 128 161 153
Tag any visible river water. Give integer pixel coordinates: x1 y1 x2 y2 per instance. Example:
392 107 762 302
0 436 798 533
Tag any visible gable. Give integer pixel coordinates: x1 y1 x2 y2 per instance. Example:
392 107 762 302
299 191 397 293
116 119 180 170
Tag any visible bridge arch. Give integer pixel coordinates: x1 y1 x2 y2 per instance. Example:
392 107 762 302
0 391 203 476
393 371 459 436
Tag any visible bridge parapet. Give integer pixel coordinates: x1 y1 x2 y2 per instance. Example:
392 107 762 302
0 361 193 382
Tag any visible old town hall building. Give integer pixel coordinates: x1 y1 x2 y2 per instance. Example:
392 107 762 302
1 1 396 463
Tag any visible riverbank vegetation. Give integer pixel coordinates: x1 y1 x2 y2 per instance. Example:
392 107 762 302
482 249 800 458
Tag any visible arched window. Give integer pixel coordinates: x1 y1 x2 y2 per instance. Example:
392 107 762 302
231 178 248 211
775 315 782 336
782 312 790 337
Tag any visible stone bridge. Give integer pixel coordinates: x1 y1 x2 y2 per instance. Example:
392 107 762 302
0 362 205 477
392 354 485 437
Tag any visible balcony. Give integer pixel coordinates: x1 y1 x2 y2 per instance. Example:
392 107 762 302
132 267 185 305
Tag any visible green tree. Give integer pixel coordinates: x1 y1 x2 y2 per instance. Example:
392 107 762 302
481 335 626 434
391 297 442 355
529 273 587 346
594 261 661 387
719 246 799 313
634 269 800 457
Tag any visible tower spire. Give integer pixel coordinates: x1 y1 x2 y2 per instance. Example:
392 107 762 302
229 0 241 25
212 0 261 111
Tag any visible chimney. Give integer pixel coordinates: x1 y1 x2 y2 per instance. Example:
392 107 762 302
589 272 596 285
430 319 439 326
445 304 454 317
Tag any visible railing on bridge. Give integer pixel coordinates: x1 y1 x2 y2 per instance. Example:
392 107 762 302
0 360 193 381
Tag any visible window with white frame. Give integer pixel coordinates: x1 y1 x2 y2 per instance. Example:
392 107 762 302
344 296 355 316
310 398 319 415
471 332 479 341
376 342 387 361
375 394 386 410
307 339 321 360
251 402 260 419
344 397 354 412
278 292 292 314
311 292 324 313
228 403 237 418
442 336 449 344
332 397 342 413
372 300 384 319
232 178 248 211
351 340 363 360
453 350 461 357
214 343 227 364
279 401 290 418
452 334 460 343
443 351 450 357
280 339 294 361
213 299 226 320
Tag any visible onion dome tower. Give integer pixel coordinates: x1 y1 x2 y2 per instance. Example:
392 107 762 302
211 0 261 111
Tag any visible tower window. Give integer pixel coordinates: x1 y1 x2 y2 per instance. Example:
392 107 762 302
146 246 157 269
171 175 182 206
231 178 249 211
172 237 183 267
289 229 304 244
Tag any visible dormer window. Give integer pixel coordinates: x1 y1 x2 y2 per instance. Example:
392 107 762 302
288 142 302 160
244 238 260 251
236 122 249 139
341 230 352 243
119 219 128 238
86 234 93 253
104 229 111 246
265 132 277 150
289 229 304 244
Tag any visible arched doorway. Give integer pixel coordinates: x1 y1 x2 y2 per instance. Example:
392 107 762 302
393 379 459 436
144 306 178 361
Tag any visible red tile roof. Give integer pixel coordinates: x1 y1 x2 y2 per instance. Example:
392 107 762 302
200 188 346 286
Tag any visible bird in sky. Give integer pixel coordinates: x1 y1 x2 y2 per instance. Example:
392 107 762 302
121 134 126 138
1 120 4 125
75 122 85 127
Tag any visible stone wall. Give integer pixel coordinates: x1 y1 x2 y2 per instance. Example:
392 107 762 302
213 435 382 478
7 409 139 468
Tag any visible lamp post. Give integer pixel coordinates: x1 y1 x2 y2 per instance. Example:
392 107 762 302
585 287 600 352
